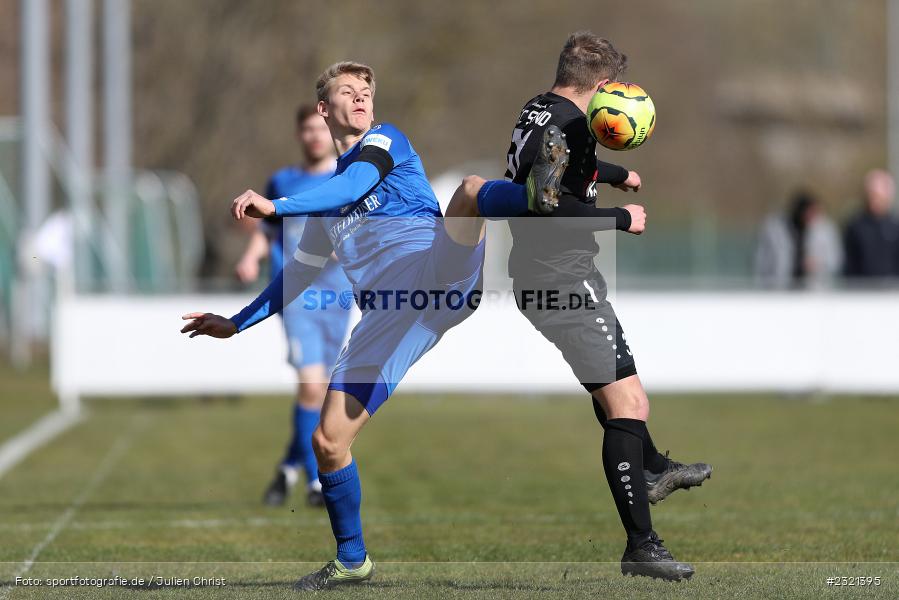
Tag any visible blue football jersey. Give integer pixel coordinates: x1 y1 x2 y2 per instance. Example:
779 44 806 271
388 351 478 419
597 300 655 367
296 123 442 289
263 165 348 292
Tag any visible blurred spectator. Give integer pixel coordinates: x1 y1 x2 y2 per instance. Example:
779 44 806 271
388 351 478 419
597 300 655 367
843 169 899 280
32 210 74 274
754 210 792 288
754 189 842 289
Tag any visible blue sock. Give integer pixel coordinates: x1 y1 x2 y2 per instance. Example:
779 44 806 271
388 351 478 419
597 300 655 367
319 460 366 567
283 404 320 484
476 180 528 219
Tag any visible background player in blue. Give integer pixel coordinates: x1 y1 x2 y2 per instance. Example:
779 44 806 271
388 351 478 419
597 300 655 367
181 61 530 590
233 105 352 508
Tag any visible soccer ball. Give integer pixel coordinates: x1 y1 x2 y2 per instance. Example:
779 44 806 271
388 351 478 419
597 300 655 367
587 82 656 151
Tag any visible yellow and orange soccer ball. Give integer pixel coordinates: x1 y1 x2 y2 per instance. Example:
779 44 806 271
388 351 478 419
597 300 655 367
587 82 656 151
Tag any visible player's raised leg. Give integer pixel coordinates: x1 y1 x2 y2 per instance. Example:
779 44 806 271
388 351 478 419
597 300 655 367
443 175 489 246
524 124 569 214
443 125 571 246
590 394 712 505
294 388 374 591
645 451 713 505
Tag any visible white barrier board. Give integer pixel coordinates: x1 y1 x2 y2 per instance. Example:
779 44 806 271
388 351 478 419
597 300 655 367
52 291 899 399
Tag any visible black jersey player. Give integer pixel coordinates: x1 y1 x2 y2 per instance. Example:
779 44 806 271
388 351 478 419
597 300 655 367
444 32 712 581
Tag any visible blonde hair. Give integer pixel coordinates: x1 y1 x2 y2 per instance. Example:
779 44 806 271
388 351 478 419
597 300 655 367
316 61 376 102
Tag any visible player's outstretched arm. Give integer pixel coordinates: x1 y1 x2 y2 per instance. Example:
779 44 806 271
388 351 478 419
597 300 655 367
271 162 382 217
181 256 324 339
232 257 323 332
274 123 412 217
597 159 641 192
551 196 646 234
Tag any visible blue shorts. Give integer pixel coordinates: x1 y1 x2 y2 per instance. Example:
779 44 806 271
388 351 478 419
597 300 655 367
281 287 352 371
328 227 485 415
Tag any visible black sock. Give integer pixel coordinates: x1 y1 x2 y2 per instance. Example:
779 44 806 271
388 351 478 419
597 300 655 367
591 397 608 428
642 429 668 474
592 397 667 474
602 418 653 545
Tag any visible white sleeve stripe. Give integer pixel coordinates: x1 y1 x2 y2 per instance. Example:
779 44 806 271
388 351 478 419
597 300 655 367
293 248 329 268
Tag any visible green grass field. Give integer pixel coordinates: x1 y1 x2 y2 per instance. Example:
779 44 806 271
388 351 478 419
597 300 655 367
0 362 897 599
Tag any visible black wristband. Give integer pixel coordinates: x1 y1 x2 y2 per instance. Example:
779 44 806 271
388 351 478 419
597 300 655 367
614 207 632 231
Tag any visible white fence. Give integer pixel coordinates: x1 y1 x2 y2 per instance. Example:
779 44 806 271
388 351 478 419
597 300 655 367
51 291 899 405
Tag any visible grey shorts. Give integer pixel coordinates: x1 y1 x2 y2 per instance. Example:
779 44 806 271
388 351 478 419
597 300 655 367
514 274 637 391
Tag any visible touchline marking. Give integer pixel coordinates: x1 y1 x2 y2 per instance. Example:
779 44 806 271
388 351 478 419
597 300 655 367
0 416 145 599
0 409 83 480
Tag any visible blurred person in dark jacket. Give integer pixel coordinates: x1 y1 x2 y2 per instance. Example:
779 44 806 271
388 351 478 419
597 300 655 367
843 169 899 280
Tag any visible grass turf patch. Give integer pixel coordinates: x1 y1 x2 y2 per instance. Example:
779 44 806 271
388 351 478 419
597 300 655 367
0 366 897 598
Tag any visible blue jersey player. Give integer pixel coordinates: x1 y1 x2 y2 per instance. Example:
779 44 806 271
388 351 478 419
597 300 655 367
234 105 352 508
181 61 556 590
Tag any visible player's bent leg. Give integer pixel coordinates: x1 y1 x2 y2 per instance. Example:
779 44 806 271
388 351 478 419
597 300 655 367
525 124 569 214
443 125 571 247
591 374 650 421
425 235 485 332
444 175 485 219
444 175 487 246
592 375 712 504
589 375 692 580
598 414 694 581
643 452 713 506
590 389 669 478
295 388 374 591
312 388 369 473
465 125 570 224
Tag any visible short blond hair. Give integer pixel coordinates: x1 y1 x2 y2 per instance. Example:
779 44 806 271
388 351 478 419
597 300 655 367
316 61 376 102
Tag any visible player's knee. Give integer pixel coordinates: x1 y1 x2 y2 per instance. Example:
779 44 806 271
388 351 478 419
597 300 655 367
634 402 649 421
597 384 649 420
461 175 486 200
446 175 487 219
630 392 649 420
311 427 347 465
617 388 648 420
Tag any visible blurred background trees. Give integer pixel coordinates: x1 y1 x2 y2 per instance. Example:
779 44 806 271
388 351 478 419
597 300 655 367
0 0 888 279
